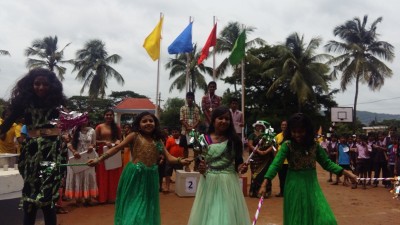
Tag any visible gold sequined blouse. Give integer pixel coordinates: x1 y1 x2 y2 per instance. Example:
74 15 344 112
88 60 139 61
130 132 162 167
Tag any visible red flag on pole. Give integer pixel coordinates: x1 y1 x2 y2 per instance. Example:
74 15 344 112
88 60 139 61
197 24 217 65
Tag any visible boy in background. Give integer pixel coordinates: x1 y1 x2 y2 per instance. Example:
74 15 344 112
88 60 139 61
327 134 339 183
334 134 351 186
164 127 184 193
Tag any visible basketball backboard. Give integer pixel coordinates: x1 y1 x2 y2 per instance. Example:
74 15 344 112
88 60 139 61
331 107 353 122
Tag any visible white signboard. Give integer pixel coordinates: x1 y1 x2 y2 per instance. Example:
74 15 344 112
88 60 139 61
69 150 97 173
104 146 122 170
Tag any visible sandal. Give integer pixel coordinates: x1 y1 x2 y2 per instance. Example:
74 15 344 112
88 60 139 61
83 202 96 207
56 206 68 214
83 200 97 207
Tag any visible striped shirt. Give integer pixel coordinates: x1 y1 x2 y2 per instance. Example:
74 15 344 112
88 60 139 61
180 105 201 134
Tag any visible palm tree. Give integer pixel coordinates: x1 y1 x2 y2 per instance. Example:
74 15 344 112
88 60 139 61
265 32 331 112
165 44 213 94
0 50 10 56
215 22 265 92
325 15 394 132
0 50 10 71
25 36 72 81
73 39 124 99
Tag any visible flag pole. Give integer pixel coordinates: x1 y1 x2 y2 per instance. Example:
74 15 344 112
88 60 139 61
241 58 245 146
212 16 216 81
186 52 190 93
185 16 192 93
240 25 246 145
155 12 163 118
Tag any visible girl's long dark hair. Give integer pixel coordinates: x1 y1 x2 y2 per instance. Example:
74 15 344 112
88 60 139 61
103 109 120 141
131 111 163 140
208 106 243 167
284 113 315 148
9 68 66 111
72 126 81 149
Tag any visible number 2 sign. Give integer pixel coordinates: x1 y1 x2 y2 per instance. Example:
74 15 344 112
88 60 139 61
185 176 197 193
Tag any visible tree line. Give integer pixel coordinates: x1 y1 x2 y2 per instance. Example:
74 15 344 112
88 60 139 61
0 15 395 134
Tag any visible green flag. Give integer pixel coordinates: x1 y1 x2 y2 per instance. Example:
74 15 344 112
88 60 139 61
229 31 246 65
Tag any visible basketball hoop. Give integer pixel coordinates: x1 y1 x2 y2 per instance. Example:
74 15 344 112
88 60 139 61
331 107 353 123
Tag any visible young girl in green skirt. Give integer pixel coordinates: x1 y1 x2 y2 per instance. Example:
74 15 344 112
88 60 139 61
188 106 250 225
259 113 357 225
88 112 191 225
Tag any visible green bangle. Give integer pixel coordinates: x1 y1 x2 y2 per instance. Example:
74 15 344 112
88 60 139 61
177 157 182 164
99 152 109 161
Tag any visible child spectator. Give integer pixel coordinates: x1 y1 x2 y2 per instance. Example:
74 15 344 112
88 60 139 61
371 131 389 187
334 134 352 187
367 132 377 185
387 133 398 188
327 134 339 183
164 127 184 193
348 135 358 173
352 134 371 189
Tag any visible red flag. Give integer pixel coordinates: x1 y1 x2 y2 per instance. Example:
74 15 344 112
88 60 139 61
197 24 217 65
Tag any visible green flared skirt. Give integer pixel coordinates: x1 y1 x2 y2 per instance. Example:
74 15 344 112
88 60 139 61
283 169 337 225
114 162 160 225
187 171 251 225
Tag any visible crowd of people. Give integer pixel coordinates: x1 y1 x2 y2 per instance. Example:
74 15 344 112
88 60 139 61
0 68 399 225
320 129 399 189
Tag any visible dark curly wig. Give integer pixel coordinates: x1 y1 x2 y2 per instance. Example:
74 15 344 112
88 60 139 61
9 68 66 111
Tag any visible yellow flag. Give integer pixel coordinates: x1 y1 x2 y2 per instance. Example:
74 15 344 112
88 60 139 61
317 125 322 135
143 17 163 61
317 126 323 143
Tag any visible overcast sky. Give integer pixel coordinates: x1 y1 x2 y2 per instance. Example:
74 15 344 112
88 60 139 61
1 0 399 116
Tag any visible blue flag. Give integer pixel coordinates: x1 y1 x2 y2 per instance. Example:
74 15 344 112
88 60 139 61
168 22 194 54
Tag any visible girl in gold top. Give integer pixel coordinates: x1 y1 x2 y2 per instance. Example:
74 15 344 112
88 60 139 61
88 112 191 225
